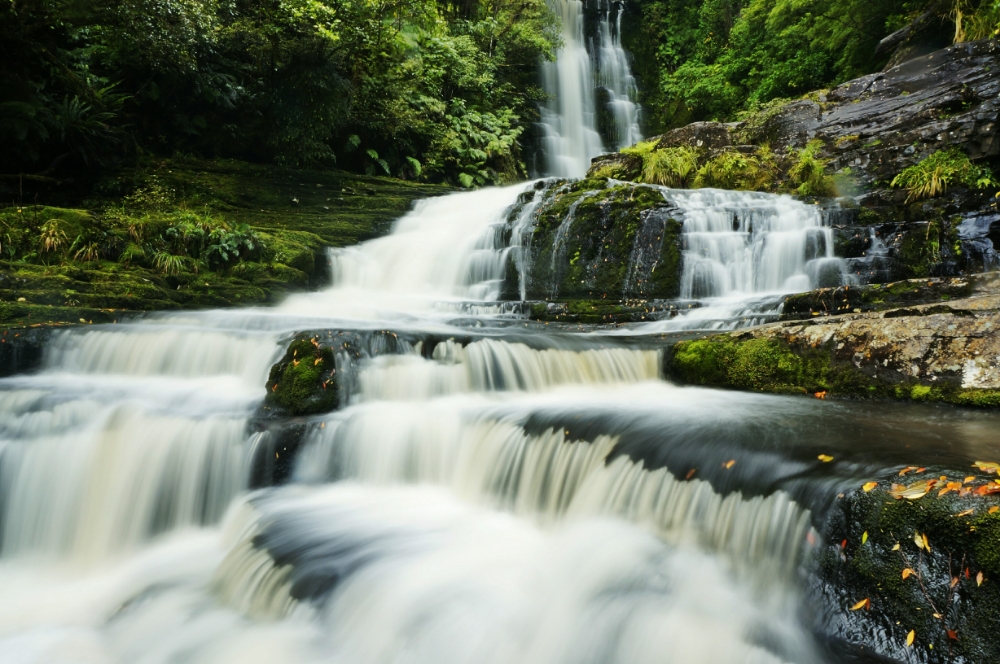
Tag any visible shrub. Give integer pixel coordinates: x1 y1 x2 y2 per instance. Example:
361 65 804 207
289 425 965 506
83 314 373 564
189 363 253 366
787 140 836 197
891 148 998 201
693 150 775 190
622 141 700 187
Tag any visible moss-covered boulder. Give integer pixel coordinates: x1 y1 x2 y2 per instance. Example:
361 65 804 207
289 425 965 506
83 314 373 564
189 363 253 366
264 336 339 416
518 180 683 301
667 287 1000 408
820 473 1000 662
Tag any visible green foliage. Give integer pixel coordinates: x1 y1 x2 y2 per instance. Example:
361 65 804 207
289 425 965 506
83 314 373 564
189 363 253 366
787 140 837 197
1 0 559 185
622 142 700 187
626 0 959 132
891 148 998 201
693 149 777 190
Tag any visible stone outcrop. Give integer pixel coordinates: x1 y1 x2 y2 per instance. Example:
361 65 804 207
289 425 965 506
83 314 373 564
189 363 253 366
667 273 1000 407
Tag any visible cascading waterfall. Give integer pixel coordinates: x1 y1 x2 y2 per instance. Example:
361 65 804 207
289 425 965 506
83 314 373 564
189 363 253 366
4 178 997 664
539 0 642 177
595 0 642 150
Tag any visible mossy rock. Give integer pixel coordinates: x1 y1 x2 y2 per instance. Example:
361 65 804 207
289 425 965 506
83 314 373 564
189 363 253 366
264 336 339 416
821 480 1000 661
523 182 683 300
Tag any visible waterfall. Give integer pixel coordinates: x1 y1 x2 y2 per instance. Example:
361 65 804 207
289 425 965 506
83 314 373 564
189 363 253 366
539 0 642 177
595 0 642 150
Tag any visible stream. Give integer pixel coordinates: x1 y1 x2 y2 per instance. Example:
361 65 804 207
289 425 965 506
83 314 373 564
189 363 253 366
2 183 1000 664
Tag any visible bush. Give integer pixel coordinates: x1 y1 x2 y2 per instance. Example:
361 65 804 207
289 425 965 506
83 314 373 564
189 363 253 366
622 141 700 187
787 140 837 197
891 148 998 201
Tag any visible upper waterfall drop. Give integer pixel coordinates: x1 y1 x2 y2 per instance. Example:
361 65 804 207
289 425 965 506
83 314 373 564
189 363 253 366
539 0 642 177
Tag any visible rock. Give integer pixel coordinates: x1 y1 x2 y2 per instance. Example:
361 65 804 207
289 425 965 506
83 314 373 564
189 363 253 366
668 274 1000 407
654 121 735 150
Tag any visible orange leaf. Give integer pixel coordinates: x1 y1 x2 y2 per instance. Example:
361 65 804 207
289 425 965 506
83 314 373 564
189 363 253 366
906 630 915 647
947 630 958 641
862 481 878 492
974 461 1000 474
841 539 848 549
685 468 697 480
850 598 870 611
899 466 919 477
951 577 959 588
990 506 999 514
723 460 736 469
814 391 827 399
939 481 963 497
902 568 915 579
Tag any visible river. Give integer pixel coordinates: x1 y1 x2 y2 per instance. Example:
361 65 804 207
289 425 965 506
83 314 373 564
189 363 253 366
2 182 1000 664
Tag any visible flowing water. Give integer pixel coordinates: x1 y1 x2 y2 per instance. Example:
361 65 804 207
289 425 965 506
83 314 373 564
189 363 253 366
3 184 1000 664
538 0 642 177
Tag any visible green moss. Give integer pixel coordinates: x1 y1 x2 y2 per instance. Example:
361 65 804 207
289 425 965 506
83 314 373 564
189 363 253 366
669 333 1000 409
264 336 339 416
825 485 1000 660
671 336 829 393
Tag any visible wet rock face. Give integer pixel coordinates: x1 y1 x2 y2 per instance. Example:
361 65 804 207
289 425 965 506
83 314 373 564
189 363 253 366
507 180 684 301
818 478 1000 663
668 273 1000 407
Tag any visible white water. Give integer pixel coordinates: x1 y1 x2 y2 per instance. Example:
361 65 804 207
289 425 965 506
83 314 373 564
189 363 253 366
539 0 643 177
0 182 832 663
640 188 853 330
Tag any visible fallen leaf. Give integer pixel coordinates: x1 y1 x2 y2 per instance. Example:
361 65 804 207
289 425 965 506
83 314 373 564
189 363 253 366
965 476 976 483
814 391 827 399
902 568 915 579
965 567 970 579
977 571 984 586
923 533 930 551
862 481 878 492
939 481 963 497
906 630 915 647
841 539 847 549
951 577 959 588
947 629 958 641
850 598 870 611
974 484 1000 496
933 613 942 619
955 508 975 517
817 454 834 462
723 460 736 469
899 466 919 477
862 531 868 544
891 480 934 500
974 461 1000 474
685 468 697 480
990 506 999 514
914 531 931 552
917 467 926 473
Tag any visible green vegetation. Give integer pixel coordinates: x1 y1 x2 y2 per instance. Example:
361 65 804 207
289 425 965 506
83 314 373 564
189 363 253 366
2 0 559 188
622 141 699 187
669 333 1000 407
693 148 777 191
891 147 999 201
265 335 339 416
624 0 1000 132
0 157 447 325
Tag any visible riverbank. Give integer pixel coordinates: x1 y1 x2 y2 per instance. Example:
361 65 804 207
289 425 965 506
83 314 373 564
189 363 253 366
0 157 448 327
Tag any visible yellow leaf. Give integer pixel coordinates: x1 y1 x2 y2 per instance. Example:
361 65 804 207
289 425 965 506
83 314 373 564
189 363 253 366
902 568 915 579
955 508 975 517
978 571 984 586
818 454 834 463
906 630 915 647
862 531 868 544
965 476 976 484
723 460 736 469
973 461 1000 474
891 480 933 500
892 542 900 551
950 577 959 588
923 533 931 552
850 598 870 611
914 531 926 550
938 481 963 497
862 481 878 492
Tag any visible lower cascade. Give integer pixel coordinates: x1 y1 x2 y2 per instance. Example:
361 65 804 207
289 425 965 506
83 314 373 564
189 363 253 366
1 181 998 664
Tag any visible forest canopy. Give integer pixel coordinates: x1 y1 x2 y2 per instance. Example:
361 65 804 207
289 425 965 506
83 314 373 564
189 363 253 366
1 0 559 186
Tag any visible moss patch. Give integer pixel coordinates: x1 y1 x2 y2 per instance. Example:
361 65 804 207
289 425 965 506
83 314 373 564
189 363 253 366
264 336 339 417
